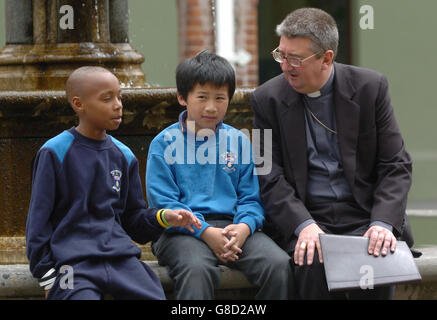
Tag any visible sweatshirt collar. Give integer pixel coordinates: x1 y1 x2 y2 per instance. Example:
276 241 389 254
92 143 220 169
178 110 223 134
68 127 112 149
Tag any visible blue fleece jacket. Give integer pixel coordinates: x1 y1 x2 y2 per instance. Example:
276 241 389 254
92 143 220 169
146 111 265 238
26 127 163 281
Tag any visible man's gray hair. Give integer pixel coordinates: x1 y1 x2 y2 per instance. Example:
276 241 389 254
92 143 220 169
276 8 339 59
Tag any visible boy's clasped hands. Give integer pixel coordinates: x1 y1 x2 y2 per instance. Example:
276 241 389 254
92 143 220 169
201 223 251 263
165 209 250 263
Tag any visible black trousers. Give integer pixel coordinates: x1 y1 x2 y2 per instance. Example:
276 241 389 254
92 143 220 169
288 201 396 300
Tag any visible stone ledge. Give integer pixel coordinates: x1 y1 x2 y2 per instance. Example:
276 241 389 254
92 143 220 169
407 209 437 217
0 262 253 299
0 246 436 300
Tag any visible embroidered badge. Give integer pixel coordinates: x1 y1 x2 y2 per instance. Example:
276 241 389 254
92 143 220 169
220 152 237 173
110 170 122 192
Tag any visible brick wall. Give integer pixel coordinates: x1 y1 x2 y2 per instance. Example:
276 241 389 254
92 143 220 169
177 0 259 87
234 0 259 87
177 0 215 59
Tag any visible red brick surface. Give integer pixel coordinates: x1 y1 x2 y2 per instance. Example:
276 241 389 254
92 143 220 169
177 0 259 87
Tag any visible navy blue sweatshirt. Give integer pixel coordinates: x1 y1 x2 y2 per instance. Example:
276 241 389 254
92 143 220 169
26 127 163 281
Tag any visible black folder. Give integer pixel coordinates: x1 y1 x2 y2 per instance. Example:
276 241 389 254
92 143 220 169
319 234 422 292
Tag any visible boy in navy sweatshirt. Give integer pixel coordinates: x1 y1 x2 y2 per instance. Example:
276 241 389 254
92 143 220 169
146 51 295 299
26 66 201 300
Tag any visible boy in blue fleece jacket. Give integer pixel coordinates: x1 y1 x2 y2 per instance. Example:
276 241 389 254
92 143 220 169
146 51 295 299
26 66 201 300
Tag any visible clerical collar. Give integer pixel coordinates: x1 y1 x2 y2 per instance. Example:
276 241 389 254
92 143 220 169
305 67 335 98
306 91 321 98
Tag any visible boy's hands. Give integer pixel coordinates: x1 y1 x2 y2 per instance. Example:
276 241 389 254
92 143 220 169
200 227 240 263
221 223 250 260
163 209 202 233
200 223 251 263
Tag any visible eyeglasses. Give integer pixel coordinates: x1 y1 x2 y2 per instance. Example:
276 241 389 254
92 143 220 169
271 47 322 68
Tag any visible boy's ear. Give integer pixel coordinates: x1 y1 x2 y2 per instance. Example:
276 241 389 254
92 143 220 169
70 96 84 114
177 93 187 107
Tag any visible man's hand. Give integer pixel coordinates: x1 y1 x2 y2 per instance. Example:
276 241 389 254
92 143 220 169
163 209 202 233
221 223 250 260
294 223 325 266
45 289 49 299
363 225 397 257
201 227 239 263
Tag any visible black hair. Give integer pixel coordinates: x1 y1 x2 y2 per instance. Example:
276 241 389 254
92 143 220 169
176 50 236 101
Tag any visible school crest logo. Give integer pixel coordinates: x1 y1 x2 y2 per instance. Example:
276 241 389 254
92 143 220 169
220 152 237 173
110 170 122 192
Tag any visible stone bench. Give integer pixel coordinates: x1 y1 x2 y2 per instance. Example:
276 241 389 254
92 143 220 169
1 246 436 299
0 261 256 300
